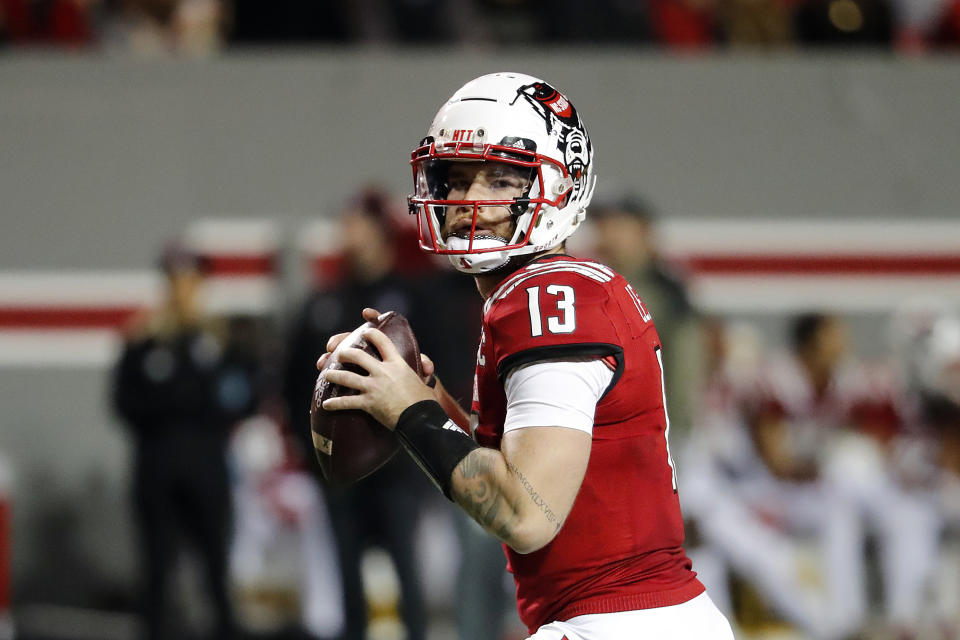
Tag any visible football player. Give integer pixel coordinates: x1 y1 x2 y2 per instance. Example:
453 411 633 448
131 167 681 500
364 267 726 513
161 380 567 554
317 72 734 639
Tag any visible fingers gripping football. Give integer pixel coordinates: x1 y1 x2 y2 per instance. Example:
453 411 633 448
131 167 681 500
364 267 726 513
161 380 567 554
316 308 386 370
317 310 438 390
322 327 435 429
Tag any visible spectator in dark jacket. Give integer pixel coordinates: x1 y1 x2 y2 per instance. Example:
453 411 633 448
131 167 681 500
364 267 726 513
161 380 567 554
113 243 258 640
283 189 432 640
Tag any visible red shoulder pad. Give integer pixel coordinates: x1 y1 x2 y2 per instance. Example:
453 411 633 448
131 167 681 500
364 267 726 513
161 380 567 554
484 259 623 378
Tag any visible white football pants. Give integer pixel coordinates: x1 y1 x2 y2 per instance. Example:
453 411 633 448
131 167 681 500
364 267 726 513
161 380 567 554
527 592 734 640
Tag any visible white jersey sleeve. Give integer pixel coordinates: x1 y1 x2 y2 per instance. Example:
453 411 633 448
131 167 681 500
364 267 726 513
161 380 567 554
503 357 614 434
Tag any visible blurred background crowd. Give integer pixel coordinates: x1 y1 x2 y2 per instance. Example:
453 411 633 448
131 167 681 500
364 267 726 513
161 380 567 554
1 0 960 53
1 8 959 640
6 189 960 640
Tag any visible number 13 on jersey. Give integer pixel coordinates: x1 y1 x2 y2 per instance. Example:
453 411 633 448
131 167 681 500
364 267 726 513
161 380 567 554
526 285 576 337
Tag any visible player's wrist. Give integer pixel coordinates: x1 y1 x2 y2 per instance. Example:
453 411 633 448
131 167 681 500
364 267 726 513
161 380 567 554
395 399 479 500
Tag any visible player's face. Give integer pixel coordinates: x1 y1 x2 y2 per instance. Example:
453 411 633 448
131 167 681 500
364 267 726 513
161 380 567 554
814 317 849 371
592 214 653 271
440 161 531 242
166 268 203 320
341 210 392 275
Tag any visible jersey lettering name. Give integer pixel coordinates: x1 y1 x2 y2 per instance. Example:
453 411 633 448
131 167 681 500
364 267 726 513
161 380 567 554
655 346 679 492
476 328 487 367
625 284 652 323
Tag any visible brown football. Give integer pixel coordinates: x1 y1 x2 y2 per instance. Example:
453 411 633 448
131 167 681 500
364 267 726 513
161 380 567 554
310 311 422 485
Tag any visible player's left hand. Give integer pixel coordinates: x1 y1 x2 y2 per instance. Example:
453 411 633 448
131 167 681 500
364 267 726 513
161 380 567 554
315 307 383 372
314 307 438 404
320 326 434 430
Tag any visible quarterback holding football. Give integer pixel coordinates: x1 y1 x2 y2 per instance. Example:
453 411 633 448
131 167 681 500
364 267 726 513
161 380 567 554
317 72 734 639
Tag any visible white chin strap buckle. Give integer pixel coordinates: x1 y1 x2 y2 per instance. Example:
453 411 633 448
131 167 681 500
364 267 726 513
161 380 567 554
446 236 511 274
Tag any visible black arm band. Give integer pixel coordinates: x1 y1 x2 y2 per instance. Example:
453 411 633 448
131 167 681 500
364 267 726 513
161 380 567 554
395 399 480 500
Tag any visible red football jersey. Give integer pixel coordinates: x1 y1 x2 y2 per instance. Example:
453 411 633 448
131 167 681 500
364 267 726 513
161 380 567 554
471 255 703 632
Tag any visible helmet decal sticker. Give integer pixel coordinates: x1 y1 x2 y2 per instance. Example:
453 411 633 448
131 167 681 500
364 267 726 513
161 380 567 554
514 81 593 202
515 82 580 131
563 128 589 200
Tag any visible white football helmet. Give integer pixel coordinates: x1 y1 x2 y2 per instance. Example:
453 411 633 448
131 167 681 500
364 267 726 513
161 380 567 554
408 72 596 274
890 300 960 406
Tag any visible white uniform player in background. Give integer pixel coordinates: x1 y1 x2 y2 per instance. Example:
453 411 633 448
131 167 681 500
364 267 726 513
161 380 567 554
230 415 344 638
892 302 960 635
683 313 942 638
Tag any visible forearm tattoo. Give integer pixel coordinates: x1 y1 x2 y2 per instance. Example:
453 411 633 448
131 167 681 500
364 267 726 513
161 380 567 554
507 461 562 534
454 450 520 541
452 450 563 544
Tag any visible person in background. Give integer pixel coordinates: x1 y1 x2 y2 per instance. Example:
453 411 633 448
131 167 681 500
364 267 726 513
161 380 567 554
679 317 761 625
112 242 258 640
590 196 702 441
890 304 960 634
415 268 513 640
101 0 226 55
283 188 430 640
718 312 940 638
681 313 859 638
